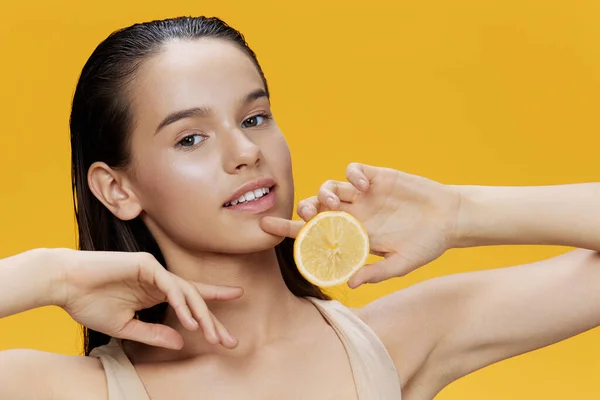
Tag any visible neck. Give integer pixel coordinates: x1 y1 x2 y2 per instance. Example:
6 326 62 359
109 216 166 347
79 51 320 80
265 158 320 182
128 244 316 362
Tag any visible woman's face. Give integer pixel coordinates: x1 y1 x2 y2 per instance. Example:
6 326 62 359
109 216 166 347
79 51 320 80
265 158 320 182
123 38 294 254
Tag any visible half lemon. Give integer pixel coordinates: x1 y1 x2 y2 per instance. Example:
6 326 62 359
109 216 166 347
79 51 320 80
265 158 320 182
294 211 369 287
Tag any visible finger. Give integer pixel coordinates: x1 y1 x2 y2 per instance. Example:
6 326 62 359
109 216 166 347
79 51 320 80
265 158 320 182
347 255 414 288
146 262 198 331
181 283 220 345
194 283 244 302
297 196 320 221
210 311 239 349
118 318 185 350
318 180 360 208
259 216 305 238
346 162 380 192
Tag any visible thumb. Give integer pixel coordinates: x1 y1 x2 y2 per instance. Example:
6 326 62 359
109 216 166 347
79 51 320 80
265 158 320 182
118 319 184 350
347 254 415 288
260 216 305 239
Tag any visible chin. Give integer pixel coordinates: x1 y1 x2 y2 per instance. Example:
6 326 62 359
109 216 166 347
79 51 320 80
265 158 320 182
226 228 286 254
220 236 283 254
194 216 286 254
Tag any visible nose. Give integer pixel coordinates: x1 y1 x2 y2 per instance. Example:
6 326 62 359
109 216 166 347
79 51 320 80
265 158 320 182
221 127 262 173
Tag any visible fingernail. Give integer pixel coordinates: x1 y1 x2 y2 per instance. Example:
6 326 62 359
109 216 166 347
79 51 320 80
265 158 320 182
185 309 197 324
327 196 336 208
188 316 199 328
359 179 367 189
348 279 362 289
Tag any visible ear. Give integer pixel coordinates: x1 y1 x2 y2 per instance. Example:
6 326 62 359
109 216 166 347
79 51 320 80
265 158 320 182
87 161 142 221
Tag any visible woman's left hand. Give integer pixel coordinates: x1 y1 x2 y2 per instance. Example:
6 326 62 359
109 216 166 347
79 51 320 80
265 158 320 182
260 163 463 288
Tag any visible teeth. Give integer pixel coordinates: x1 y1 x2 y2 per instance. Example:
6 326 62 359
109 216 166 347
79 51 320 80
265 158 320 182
225 187 272 207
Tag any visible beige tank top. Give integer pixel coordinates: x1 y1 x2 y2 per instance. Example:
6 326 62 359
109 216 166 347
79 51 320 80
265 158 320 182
90 297 402 399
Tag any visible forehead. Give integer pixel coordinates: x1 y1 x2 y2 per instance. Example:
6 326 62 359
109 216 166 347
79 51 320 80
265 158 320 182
130 38 265 119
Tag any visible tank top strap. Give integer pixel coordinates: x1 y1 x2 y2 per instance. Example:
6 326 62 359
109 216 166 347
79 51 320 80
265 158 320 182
90 298 402 400
90 338 150 400
306 297 403 399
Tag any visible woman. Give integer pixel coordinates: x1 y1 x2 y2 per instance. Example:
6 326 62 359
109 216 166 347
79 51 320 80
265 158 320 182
1 15 599 400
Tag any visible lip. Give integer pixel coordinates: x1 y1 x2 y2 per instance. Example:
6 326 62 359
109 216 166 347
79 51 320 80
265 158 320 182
224 177 277 206
224 187 276 214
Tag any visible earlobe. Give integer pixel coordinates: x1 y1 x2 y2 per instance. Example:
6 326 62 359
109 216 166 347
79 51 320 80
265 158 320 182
87 162 142 221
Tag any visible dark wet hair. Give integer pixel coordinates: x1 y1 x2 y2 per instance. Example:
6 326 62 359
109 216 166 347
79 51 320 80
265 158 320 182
69 16 329 356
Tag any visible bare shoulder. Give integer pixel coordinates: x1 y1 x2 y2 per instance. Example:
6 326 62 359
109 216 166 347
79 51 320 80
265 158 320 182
0 348 107 400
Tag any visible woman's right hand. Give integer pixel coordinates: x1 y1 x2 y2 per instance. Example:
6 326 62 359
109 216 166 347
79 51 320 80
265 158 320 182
53 249 243 350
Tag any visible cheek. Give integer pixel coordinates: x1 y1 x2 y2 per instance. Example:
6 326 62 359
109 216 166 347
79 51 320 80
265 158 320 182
131 151 224 246
262 133 294 204
269 135 293 177
136 155 216 207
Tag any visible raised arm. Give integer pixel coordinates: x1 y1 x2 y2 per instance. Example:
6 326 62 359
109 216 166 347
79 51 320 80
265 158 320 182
260 164 600 396
0 249 64 319
455 183 600 251
0 247 242 399
368 182 600 394
0 249 105 400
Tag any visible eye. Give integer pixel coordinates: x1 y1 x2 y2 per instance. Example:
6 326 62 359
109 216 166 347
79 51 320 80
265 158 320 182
177 134 205 148
242 113 271 128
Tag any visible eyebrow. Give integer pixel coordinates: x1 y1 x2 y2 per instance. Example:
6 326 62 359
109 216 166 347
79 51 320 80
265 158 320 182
154 88 270 135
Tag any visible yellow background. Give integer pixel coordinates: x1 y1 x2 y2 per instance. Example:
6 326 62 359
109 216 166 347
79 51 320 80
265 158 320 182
1 0 599 398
